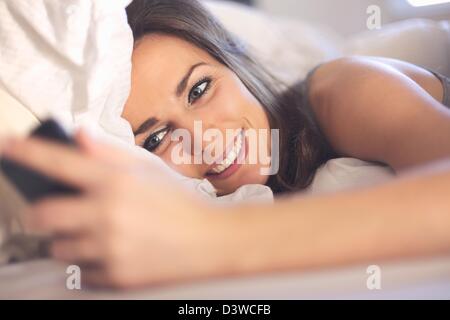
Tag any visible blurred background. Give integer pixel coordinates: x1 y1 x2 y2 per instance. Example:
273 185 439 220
222 0 450 35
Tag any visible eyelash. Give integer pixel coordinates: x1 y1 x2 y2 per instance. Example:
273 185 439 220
188 77 212 105
143 127 170 152
143 76 213 153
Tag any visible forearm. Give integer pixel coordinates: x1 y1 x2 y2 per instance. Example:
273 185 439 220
209 161 450 277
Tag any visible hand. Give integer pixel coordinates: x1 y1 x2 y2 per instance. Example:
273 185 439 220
1 130 223 288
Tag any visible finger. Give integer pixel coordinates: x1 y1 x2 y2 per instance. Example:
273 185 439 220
26 197 96 236
1 136 106 189
50 236 99 263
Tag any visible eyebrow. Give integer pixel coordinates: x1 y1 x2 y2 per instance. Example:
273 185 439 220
133 117 158 136
134 62 208 137
175 62 208 97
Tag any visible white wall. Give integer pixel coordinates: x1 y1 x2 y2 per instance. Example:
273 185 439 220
255 0 450 35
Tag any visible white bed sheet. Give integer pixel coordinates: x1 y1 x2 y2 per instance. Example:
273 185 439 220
1 255 449 299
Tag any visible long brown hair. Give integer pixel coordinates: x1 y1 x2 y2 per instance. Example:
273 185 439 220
126 0 335 194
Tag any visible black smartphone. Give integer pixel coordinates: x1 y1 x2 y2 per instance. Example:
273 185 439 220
0 119 80 203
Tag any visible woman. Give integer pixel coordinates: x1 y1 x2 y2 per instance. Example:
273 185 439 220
1 0 450 288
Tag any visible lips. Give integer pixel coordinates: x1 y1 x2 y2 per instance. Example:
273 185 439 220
206 129 245 178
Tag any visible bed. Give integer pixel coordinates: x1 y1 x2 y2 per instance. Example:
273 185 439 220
1 256 450 299
0 0 449 299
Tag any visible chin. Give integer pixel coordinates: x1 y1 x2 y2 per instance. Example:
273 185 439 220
213 184 241 196
212 171 269 196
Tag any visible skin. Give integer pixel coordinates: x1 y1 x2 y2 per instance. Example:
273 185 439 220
308 56 449 171
123 34 271 195
1 38 450 287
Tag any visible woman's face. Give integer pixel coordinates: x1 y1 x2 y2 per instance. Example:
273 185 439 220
122 34 271 195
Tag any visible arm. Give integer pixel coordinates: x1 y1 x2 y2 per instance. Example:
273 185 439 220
2 133 450 287
211 161 450 276
308 56 450 171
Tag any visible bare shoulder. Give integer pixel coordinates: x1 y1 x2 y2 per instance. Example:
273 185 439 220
308 56 444 119
304 56 449 168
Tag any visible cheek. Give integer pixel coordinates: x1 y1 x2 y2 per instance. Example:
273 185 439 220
158 149 198 178
212 86 244 118
212 79 263 123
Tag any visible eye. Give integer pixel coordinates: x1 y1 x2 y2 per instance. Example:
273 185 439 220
188 78 211 104
143 127 169 152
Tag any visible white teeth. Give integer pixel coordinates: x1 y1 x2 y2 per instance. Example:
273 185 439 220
210 131 244 174
215 164 226 173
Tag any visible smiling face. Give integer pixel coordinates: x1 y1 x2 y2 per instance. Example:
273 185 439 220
122 34 271 195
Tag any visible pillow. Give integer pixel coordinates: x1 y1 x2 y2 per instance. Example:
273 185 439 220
345 19 450 77
0 0 134 143
306 158 394 195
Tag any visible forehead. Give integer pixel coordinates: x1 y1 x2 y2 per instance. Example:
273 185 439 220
124 34 222 130
131 34 219 75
